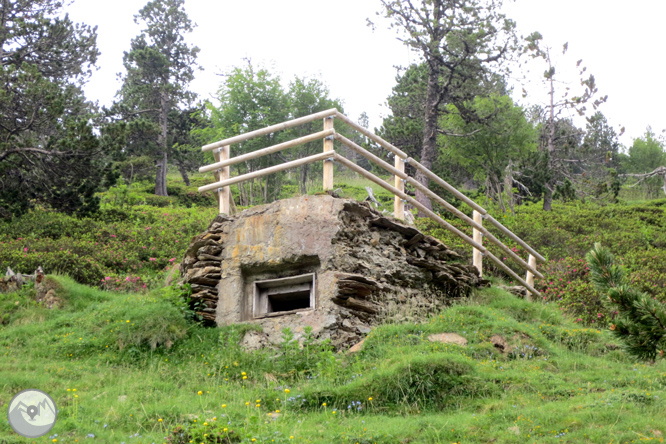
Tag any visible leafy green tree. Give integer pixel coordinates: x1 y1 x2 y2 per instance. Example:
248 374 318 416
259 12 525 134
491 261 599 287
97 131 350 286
0 0 108 218
285 77 343 194
578 112 622 202
586 243 666 361
205 63 345 203
378 63 428 161
115 0 199 196
168 104 210 186
622 128 666 198
373 0 517 212
627 128 665 173
206 62 289 205
438 95 537 211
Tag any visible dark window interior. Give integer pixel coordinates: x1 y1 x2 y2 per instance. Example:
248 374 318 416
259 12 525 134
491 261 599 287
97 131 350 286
253 274 314 317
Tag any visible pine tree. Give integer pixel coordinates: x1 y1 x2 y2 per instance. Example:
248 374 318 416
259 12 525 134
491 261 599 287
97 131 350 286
0 0 105 218
586 243 666 360
115 0 199 196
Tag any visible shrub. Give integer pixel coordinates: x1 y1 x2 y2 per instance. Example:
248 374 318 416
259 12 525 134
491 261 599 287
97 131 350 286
537 257 609 326
0 205 216 287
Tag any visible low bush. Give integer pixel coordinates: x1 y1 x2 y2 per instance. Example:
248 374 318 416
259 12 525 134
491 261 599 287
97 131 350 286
0 205 216 287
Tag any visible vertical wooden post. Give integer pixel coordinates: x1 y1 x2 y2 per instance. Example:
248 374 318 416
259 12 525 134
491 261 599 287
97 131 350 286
473 210 483 276
394 156 405 220
525 254 537 301
213 145 230 214
323 116 334 191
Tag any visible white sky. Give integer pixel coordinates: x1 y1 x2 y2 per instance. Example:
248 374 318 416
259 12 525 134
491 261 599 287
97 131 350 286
66 0 666 148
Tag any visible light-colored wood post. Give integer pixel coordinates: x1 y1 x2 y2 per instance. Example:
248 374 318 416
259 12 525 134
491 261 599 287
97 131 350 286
525 254 537 301
212 145 230 214
323 116 334 190
394 156 405 220
473 210 483 276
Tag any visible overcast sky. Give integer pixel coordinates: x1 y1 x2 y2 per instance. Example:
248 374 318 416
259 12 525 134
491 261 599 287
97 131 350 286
65 0 666 148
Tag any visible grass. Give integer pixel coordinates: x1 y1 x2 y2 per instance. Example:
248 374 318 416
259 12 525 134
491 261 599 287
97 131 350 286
2 171 666 442
1 278 665 443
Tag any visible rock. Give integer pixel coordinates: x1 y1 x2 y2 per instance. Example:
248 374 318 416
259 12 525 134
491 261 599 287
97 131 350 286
490 335 509 353
348 338 366 353
500 285 528 298
41 289 60 309
35 275 63 309
240 330 269 352
180 195 487 349
427 333 467 346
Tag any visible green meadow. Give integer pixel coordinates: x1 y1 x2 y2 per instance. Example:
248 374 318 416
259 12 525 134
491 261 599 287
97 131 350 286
1 175 666 444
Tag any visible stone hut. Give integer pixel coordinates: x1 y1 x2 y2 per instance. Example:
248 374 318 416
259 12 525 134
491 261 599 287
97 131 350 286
180 194 486 348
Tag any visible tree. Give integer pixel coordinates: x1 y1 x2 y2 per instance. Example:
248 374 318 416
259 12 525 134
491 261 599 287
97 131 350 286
523 33 608 210
622 128 666 198
374 0 517 212
439 95 537 212
0 0 107 218
577 112 622 202
206 63 345 203
168 104 210 186
378 63 428 161
206 63 289 205
586 243 666 361
115 0 199 196
286 76 344 194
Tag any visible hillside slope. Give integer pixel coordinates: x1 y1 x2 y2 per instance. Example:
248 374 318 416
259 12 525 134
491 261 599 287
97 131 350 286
1 278 665 443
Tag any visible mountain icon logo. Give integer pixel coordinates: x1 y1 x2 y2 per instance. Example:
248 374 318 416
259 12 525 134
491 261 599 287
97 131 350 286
7 389 58 438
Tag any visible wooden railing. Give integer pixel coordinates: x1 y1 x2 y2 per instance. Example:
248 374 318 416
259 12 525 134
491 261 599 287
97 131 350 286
198 109 545 299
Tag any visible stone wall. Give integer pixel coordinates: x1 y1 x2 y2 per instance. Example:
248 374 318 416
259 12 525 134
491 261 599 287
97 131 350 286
180 194 487 348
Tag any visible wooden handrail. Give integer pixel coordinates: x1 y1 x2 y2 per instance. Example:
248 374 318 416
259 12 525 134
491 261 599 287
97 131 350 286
199 129 335 173
333 111 408 159
333 154 485 252
197 108 546 298
484 215 546 263
198 151 333 192
334 133 543 279
333 153 541 299
202 108 338 152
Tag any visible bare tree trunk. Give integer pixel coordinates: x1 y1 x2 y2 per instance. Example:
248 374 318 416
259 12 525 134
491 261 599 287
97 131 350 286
155 93 169 196
299 164 308 195
176 160 191 186
249 178 254 206
238 182 247 206
543 53 556 211
414 67 441 214
543 186 554 211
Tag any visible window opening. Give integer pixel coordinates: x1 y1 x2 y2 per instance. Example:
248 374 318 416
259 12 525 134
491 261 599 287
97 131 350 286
253 273 315 317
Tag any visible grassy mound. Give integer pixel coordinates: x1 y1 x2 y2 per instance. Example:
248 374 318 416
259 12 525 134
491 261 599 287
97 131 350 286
1 279 665 443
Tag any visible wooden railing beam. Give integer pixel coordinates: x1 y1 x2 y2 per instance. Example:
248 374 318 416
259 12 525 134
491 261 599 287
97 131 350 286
202 108 338 152
333 111 408 159
333 154 485 252
212 145 231 214
484 215 547 263
198 151 333 192
200 129 335 173
335 134 543 278
394 156 405 220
